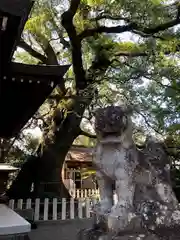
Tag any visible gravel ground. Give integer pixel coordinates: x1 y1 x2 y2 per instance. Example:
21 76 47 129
28 219 180 240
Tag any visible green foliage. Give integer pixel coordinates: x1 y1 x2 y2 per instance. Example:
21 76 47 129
97 0 174 27
3 133 40 167
6 146 27 167
13 0 180 156
14 51 39 65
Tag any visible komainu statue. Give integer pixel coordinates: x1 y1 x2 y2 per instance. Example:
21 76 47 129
89 105 180 239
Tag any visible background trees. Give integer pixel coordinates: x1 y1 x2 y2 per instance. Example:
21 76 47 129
3 0 180 199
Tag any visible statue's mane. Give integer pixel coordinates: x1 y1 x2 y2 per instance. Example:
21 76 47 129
95 106 133 145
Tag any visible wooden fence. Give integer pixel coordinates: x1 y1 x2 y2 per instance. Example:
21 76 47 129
8 197 97 221
71 189 99 198
8 191 118 222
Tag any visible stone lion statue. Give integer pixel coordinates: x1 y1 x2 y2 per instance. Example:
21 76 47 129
92 105 180 235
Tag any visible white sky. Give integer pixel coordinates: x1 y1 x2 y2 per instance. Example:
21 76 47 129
23 127 43 138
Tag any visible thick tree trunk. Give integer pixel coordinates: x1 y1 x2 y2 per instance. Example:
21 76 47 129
6 102 84 199
6 155 38 199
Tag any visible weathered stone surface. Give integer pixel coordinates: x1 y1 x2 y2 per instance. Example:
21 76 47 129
91 105 180 238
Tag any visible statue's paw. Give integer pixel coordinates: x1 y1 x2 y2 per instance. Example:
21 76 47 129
171 209 180 224
93 201 112 216
107 204 135 232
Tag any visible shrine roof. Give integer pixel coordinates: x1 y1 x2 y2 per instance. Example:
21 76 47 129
0 0 71 138
0 0 33 17
0 63 70 138
65 146 94 163
0 0 34 66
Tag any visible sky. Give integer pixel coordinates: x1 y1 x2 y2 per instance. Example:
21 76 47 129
23 127 43 138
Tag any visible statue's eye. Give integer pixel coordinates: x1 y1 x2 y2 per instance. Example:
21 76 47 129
116 116 120 120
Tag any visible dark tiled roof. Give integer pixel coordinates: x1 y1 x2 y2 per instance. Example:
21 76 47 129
0 64 69 138
0 0 32 16
0 0 70 138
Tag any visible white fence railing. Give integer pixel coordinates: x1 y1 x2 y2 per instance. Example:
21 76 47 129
8 194 118 222
8 197 98 221
71 189 99 198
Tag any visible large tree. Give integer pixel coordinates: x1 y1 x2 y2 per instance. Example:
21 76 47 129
6 0 180 199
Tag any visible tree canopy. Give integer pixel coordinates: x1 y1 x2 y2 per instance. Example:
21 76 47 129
14 0 180 144
2 0 180 198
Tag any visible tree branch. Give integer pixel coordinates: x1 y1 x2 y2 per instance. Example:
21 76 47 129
135 110 163 135
79 17 180 40
43 42 59 65
91 13 130 22
18 39 48 64
114 51 147 57
50 11 71 49
111 46 180 59
79 24 135 40
68 0 81 16
61 0 86 91
135 18 180 35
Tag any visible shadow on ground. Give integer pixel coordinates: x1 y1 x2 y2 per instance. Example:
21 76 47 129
28 218 93 240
